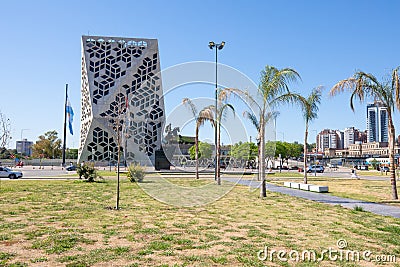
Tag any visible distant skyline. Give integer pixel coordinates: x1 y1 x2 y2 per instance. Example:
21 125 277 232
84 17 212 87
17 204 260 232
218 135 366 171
1 0 399 149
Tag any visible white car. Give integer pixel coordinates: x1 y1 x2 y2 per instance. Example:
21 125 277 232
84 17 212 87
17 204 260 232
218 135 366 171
0 166 23 179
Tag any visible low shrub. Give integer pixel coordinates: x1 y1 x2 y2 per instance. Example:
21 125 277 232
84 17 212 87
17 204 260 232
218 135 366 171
353 205 365 212
127 163 145 182
77 162 102 182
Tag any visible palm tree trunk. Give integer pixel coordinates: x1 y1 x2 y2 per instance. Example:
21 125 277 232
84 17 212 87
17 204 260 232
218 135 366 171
259 119 266 197
388 113 398 199
257 141 261 181
195 127 199 179
303 123 308 184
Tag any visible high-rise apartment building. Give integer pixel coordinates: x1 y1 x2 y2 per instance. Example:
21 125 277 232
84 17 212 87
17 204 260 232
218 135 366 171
344 127 355 148
16 139 33 156
336 130 344 149
366 101 388 142
317 129 340 153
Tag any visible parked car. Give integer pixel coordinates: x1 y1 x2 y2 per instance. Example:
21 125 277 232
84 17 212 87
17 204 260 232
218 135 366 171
379 166 390 172
66 165 77 171
356 165 369 170
307 165 324 173
208 161 228 169
0 166 23 179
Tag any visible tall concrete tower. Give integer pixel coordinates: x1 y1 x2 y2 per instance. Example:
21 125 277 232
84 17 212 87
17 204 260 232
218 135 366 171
78 36 165 165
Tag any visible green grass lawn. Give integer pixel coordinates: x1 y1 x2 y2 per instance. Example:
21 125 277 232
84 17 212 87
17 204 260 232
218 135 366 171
1 177 400 266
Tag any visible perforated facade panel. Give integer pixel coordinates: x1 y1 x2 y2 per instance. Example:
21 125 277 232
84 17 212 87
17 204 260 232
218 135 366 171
78 36 164 165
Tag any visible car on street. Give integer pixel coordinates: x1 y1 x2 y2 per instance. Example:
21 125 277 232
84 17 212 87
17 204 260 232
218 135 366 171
0 166 23 179
208 161 228 169
379 166 390 172
307 165 324 173
66 165 77 171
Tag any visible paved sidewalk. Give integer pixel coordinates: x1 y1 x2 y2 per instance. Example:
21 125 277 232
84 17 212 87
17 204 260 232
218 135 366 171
224 178 400 218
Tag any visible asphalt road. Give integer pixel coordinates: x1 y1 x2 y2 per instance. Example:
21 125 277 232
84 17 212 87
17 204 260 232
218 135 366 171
0 166 74 180
0 165 395 181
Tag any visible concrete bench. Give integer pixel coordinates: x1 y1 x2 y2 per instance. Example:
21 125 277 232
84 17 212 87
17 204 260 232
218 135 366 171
299 183 311 191
283 182 328 193
309 185 329 193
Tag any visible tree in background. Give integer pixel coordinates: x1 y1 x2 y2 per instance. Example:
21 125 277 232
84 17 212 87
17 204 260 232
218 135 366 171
307 143 316 152
330 67 400 199
230 141 258 160
189 141 213 160
66 148 78 160
286 142 303 159
0 148 16 159
32 130 62 158
274 141 287 159
0 111 11 148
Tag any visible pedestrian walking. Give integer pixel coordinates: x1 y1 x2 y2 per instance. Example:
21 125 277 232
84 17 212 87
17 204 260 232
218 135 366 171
351 167 359 179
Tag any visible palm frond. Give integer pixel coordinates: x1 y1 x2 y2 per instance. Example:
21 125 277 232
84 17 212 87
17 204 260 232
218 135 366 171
330 72 386 111
260 66 301 104
219 103 235 121
270 92 305 108
218 89 229 102
243 111 259 130
198 105 215 127
305 86 322 121
393 67 400 111
329 77 357 96
279 68 302 85
182 98 198 118
222 88 260 111
264 110 280 124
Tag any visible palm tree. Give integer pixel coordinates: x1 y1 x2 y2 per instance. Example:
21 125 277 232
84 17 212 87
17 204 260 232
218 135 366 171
243 110 279 180
330 67 400 199
299 87 322 184
213 93 235 185
182 98 214 179
224 65 301 197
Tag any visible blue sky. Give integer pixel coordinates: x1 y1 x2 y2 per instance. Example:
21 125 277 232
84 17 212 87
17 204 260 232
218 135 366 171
1 0 400 148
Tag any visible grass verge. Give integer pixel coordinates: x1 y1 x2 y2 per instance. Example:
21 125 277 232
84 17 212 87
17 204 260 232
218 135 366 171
1 177 400 266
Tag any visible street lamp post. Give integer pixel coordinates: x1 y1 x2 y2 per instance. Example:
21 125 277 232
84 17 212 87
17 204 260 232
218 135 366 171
209 41 225 184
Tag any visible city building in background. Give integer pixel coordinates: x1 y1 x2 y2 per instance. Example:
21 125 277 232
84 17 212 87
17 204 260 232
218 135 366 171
366 101 388 142
16 139 33 157
316 129 340 153
343 127 367 148
78 36 165 165
316 100 393 163
336 130 344 149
